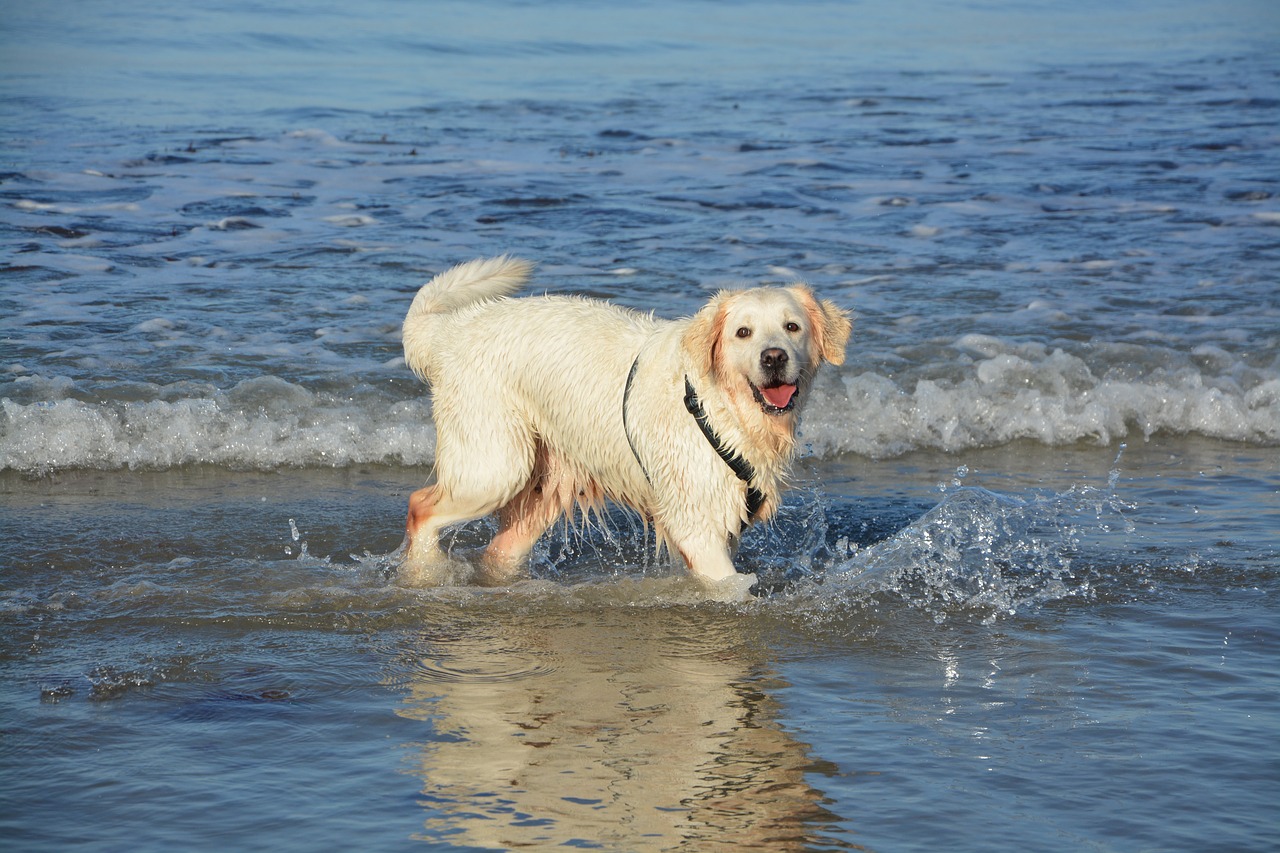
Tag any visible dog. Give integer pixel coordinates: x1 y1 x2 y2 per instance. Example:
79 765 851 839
399 256 851 593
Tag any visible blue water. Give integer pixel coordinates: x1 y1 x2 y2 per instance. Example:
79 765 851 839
2 1 1278 851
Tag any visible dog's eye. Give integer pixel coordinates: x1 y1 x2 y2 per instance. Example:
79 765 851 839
785 321 801 333
735 326 752 339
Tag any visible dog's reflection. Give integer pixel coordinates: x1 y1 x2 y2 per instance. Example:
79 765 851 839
395 602 848 850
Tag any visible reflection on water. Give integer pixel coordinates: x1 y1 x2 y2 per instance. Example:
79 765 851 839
392 604 851 850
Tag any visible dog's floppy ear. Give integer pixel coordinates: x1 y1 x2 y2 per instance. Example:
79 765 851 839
682 292 729 378
792 285 852 366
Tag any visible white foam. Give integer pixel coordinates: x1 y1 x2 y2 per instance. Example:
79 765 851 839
285 128 343 145
2 343 1275 474
0 378 436 473
323 214 378 227
801 341 1280 458
207 217 261 231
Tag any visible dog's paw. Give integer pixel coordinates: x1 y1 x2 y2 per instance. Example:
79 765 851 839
472 560 528 588
702 572 758 603
395 553 473 588
396 559 446 588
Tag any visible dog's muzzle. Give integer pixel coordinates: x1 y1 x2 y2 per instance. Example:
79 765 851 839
753 348 798 414
752 381 798 414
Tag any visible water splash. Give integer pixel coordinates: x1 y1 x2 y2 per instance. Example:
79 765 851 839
339 468 1136 625
285 518 306 558
779 478 1136 627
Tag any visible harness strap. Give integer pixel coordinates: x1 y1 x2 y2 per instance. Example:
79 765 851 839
683 377 766 528
622 354 651 484
622 360 766 531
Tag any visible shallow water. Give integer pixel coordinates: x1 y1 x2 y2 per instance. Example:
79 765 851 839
2 1 1279 851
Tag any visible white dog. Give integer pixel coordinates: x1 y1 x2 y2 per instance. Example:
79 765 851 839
400 256 851 592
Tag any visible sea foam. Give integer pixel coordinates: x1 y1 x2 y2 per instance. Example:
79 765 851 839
0 378 436 474
2 343 1275 474
803 341 1279 458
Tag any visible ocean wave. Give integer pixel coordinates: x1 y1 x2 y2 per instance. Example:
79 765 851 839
2 345 1276 473
0 377 436 474
804 340 1280 457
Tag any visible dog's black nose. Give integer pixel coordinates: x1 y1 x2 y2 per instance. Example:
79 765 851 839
760 348 789 371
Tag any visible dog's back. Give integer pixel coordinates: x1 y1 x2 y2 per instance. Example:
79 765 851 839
402 256 535 384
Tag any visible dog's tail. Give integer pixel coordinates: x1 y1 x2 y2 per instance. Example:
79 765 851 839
402 255 534 382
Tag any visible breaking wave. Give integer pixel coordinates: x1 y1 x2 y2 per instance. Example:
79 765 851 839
0 376 436 474
804 338 1280 459
3 336 1275 474
3 347 1278 474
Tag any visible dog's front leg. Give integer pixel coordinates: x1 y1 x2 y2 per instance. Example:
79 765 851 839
673 531 756 600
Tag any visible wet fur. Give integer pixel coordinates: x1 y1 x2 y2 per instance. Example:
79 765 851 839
399 256 851 592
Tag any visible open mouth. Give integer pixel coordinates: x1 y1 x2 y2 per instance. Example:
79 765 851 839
751 381 798 414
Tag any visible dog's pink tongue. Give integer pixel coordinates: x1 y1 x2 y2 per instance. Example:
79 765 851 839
761 384 797 409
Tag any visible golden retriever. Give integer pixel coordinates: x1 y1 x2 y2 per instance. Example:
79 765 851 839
399 256 851 595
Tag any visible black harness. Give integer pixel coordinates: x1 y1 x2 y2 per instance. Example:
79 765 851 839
683 377 766 528
621 353 764 531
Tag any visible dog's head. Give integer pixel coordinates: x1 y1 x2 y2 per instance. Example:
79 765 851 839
683 285 852 418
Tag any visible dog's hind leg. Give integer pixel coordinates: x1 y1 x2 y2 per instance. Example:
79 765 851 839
399 415 538 586
399 484 505 585
403 484 447 562
478 444 566 584
479 487 560 585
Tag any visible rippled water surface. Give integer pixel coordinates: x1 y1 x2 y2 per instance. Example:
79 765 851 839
2 1 1278 851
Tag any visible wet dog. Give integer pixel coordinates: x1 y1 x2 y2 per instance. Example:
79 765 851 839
399 256 851 594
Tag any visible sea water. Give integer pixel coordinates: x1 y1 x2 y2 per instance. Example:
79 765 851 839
2 1 1278 850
